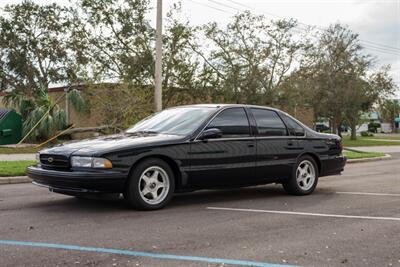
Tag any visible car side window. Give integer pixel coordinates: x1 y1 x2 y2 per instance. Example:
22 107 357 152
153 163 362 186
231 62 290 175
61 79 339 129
206 108 250 138
251 108 287 136
281 114 305 136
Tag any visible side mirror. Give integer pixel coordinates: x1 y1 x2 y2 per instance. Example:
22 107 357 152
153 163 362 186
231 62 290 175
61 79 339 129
294 129 305 136
199 128 222 140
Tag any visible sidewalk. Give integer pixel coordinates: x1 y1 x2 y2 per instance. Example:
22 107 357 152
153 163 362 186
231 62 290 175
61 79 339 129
0 153 36 161
347 146 400 153
365 138 400 142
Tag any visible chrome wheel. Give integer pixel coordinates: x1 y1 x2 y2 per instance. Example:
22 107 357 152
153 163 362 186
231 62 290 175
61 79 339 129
296 160 316 191
138 166 170 205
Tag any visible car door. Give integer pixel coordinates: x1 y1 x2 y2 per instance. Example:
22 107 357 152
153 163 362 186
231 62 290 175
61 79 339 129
188 107 256 188
250 108 301 181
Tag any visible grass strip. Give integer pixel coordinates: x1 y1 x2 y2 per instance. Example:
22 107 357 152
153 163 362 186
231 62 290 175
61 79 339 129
0 161 35 177
343 151 385 160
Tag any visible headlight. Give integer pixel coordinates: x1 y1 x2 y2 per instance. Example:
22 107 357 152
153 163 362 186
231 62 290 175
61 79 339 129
71 156 92 168
71 156 112 169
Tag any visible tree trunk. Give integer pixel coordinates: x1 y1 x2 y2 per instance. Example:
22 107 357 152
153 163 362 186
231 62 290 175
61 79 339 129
350 125 357 140
331 118 340 135
330 119 335 134
337 126 342 138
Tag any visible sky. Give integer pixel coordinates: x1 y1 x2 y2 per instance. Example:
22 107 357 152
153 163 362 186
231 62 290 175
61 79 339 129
1 0 400 97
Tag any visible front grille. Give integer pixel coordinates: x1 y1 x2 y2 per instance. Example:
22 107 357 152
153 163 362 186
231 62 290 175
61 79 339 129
40 154 70 171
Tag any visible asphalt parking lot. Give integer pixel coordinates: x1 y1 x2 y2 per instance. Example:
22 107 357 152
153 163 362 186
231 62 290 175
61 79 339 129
1 155 399 267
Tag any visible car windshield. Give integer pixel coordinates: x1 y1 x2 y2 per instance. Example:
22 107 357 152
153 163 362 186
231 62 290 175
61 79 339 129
126 107 216 136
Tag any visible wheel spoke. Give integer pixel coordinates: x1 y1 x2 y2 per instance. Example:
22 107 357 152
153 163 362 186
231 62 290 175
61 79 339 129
151 170 159 180
297 167 304 178
141 174 151 184
150 191 158 200
305 165 310 174
156 182 165 189
141 187 150 196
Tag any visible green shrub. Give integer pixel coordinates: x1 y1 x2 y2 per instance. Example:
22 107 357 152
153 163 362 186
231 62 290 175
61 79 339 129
361 131 373 137
368 122 381 133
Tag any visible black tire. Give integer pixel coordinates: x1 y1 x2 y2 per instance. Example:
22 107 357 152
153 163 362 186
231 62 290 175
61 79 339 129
282 155 319 196
124 158 175 210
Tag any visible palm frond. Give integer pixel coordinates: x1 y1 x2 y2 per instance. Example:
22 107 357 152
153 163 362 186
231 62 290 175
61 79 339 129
67 89 88 113
53 109 67 130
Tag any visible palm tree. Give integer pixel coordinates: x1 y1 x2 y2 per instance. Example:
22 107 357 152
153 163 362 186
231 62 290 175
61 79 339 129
4 87 88 141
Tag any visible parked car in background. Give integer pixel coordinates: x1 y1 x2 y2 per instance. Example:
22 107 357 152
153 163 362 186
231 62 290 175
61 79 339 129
315 123 330 132
27 104 346 210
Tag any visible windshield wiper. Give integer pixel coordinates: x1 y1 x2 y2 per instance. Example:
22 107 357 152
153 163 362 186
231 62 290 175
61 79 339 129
127 130 159 135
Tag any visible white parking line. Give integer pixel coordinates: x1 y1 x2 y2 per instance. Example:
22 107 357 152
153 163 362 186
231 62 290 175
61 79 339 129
336 191 400 197
207 207 400 222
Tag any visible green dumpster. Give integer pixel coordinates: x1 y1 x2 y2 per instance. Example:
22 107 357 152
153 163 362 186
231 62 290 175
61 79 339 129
0 108 22 145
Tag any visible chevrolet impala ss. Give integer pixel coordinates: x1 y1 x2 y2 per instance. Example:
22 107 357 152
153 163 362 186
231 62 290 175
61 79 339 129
27 104 346 210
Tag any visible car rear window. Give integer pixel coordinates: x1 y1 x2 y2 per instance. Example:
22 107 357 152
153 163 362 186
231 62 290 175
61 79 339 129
281 113 305 136
251 108 287 136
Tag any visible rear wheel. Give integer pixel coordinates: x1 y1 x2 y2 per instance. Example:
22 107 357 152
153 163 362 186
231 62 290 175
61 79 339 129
282 155 318 195
124 158 175 210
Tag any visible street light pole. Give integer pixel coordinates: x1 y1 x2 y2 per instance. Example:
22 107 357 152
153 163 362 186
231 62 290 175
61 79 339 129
154 0 163 111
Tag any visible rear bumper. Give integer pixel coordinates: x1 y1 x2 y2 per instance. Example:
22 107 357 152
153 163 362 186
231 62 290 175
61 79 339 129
321 155 347 176
26 166 127 195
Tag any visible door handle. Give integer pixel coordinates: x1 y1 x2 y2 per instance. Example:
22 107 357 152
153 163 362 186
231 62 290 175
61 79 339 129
247 143 255 148
287 141 294 146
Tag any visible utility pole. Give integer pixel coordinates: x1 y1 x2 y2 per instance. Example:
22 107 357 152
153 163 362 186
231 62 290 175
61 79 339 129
64 87 69 125
154 0 163 111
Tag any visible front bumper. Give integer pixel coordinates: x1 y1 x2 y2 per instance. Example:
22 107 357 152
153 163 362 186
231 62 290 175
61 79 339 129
26 166 127 195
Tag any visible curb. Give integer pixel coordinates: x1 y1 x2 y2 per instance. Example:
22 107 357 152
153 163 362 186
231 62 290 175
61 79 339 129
347 154 391 164
0 176 31 185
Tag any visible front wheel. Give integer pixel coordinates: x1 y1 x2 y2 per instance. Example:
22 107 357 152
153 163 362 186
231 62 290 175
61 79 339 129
124 158 175 210
282 156 318 195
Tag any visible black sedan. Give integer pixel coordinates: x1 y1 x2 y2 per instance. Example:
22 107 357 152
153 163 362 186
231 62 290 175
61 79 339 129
27 104 346 210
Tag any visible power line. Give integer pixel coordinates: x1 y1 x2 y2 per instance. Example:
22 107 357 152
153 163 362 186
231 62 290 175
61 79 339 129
360 45 400 56
220 0 400 54
186 0 400 57
187 0 234 15
361 42 400 53
225 0 252 10
361 40 400 52
208 0 242 12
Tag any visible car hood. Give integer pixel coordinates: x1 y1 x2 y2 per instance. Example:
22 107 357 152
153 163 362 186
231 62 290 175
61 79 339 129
39 133 186 156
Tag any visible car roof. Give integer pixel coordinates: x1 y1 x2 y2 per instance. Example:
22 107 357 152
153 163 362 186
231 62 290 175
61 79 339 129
173 103 281 112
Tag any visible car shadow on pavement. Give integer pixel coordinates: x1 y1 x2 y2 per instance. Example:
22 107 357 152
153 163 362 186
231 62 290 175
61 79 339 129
170 185 287 206
24 194 129 213
25 185 336 212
